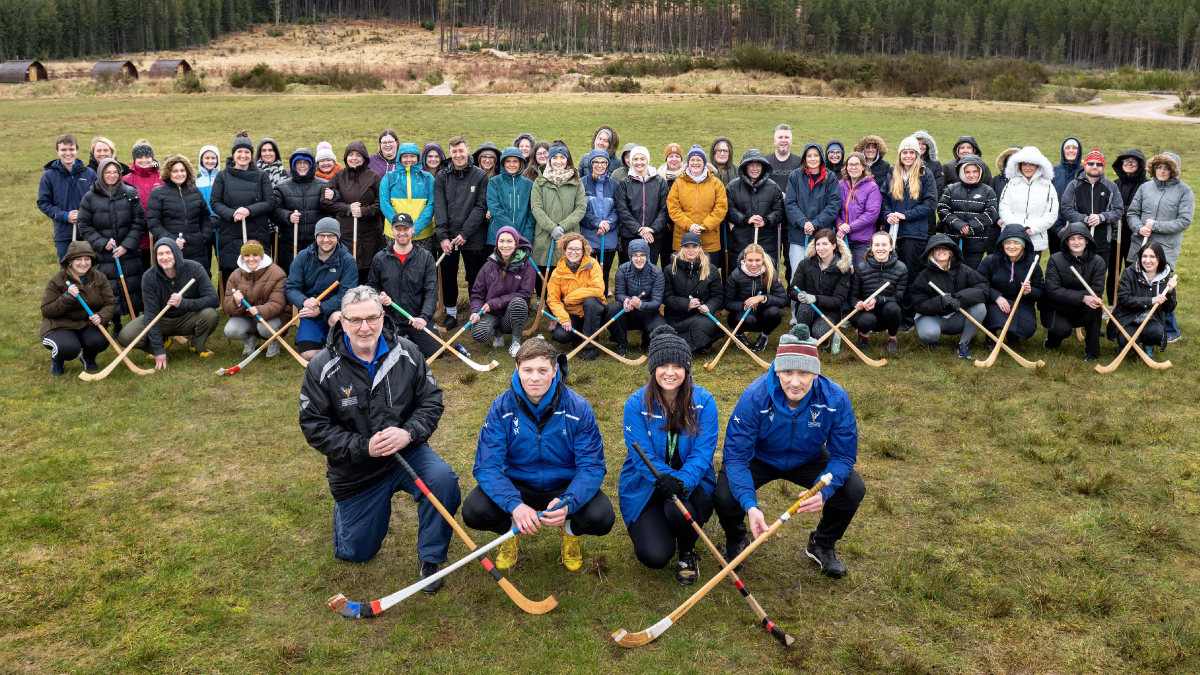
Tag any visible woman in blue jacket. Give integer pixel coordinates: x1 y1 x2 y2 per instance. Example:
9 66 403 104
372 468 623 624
882 135 938 290
581 149 620 296
619 325 718 585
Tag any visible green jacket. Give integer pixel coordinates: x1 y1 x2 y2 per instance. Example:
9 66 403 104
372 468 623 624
531 174 586 266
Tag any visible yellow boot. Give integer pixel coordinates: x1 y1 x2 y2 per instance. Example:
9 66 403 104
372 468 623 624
495 534 519 570
560 527 583 571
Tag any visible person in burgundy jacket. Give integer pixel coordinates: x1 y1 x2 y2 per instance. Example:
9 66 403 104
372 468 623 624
467 226 536 357
123 142 165 269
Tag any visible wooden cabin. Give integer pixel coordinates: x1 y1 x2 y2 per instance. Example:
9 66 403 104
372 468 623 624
148 59 191 78
0 60 48 83
91 60 138 79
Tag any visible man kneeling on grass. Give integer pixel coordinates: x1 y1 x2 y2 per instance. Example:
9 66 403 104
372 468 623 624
299 285 460 594
463 337 615 572
713 324 865 579
118 238 219 369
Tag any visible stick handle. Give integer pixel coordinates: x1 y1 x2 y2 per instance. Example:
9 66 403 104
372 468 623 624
566 306 625 359
631 440 665 480
239 297 265 322
66 282 95 316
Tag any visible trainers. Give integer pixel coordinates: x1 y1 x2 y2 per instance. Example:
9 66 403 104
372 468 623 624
266 340 280 358
418 560 443 595
614 344 627 357
243 336 259 356
957 342 971 359
495 534 519 570
805 533 847 579
492 336 505 349
508 340 521 358
163 336 174 350
50 359 65 376
675 549 700 586
440 313 458 330
736 333 751 348
190 347 214 358
886 336 898 355
80 353 98 371
1085 353 1099 362
560 528 583 571
723 535 747 572
830 332 841 355
856 332 870 349
752 334 769 352
579 347 598 362
1168 334 1182 343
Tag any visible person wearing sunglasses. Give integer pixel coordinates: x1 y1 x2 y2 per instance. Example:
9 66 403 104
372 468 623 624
1059 149 1125 311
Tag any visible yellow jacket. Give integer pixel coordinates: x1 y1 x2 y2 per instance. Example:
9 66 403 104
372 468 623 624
546 255 604 322
668 170 728 252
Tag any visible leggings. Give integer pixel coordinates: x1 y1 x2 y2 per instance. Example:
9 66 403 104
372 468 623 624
729 304 782 336
596 249 617 296
224 315 283 342
440 247 489 311
627 488 714 569
605 301 666 348
470 298 529 342
851 301 903 336
1117 318 1165 349
792 303 837 341
42 326 108 362
915 303 986 344
461 483 616 537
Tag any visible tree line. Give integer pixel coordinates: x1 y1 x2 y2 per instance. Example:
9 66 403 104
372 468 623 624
2 0 1197 71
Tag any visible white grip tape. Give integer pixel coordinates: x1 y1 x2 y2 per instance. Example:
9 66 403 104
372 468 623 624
779 512 790 522
647 617 674 639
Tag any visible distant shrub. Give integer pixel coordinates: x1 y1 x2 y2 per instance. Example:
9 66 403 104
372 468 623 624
425 70 444 86
173 71 206 94
266 28 285 37
228 63 288 92
988 74 1037 102
290 66 384 91
420 20 434 31
1053 86 1099 104
1174 90 1200 117
582 76 642 93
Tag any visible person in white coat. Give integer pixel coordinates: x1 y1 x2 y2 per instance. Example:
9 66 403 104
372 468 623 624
998 147 1058 253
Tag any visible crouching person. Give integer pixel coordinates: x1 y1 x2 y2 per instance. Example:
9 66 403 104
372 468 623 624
118 238 219 368
299 285 460 594
222 240 287 357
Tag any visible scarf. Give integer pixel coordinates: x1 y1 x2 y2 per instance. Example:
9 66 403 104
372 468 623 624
544 165 573 186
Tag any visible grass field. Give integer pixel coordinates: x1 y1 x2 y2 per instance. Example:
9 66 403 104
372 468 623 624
2 94 1199 674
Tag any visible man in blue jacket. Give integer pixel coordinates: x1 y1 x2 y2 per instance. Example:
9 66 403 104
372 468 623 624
713 324 865 578
38 134 97 259
463 338 614 572
286 218 359 359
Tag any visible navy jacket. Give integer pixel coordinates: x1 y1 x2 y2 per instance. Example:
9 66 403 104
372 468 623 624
784 143 842 242
38 158 97 242
881 165 938 240
285 241 358 316
580 151 620 252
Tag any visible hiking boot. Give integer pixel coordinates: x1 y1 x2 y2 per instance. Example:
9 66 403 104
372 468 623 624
492 336 505 349
560 528 583 571
957 342 971 359
675 549 700 586
752 334 769 352
579 347 598 361
418 560 443 595
50 359 65 376
508 340 521 358
886 336 898 354
723 535 747 573
440 313 458 330
830 332 842 355
856 332 870 349
805 533 847 579
266 340 280 358
243 336 259 356
495 534 519 570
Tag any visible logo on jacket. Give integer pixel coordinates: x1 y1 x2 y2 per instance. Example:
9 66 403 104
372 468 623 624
470 186 476 192
973 194 982 199
340 385 357 407
809 409 822 427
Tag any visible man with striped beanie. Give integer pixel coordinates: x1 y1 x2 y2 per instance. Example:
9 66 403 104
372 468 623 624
712 324 865 578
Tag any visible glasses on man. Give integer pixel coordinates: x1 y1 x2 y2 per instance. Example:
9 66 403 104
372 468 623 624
1085 162 1104 167
343 315 383 328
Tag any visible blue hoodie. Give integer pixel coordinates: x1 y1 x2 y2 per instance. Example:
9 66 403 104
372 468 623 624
784 143 842 242
723 365 858 511
618 383 718 525
473 356 607 514
580 149 619 251
38 158 97 242
486 146 535 244
380 142 435 239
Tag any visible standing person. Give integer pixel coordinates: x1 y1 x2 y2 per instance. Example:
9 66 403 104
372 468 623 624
273 148 328 274
546 232 606 361
367 214 442 359
314 142 342 181
854 134 891 188
486 146 534 248
990 146 1021 213
882 135 938 291
299 285 459 593
369 129 400 178
725 244 788 351
789 229 852 345
379 143 435 253
714 324 865 578
321 140 384 285
620 326 718 583
767 125 802 279
709 136 737 186
513 133 536 160
210 131 274 289
998 146 1059 253
473 142 501 179
784 143 842 286
977 225 1043 343
118 238 220 364
725 149 785 265
464 338 614 571
1111 150 1148 295
850 231 908 354
531 145 586 269
1050 137 1084 254
668 145 729 278
221 240 287 357
614 146 670 269
905 234 989 359
941 136 992 191
580 149 620 295
435 137 491 327
578 125 622 177
256 137 290 188
1041 224 1106 361
195 145 221 217
78 158 146 321
287 218 358 360
913 130 945 196
662 233 724 353
658 142 687 188
522 141 550 181
422 142 446 177
606 239 666 354
1060 149 1124 305
824 140 845 176
39 134 97 259
837 151 882 266
123 142 165 269
41 241 115 375
1125 152 1192 342
87 137 129 176
468 226 535 357
1113 242 1177 354
937 154 999 270
610 142 637 183
146 155 214 274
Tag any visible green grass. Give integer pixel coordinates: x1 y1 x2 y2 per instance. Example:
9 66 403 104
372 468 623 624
2 94 1200 674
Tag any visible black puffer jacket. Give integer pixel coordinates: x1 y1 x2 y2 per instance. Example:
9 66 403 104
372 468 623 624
977 224 1044 304
210 160 275 269
723 254 788 314
299 321 444 502
906 234 989 315
1042 223 1106 309
274 148 329 263
725 149 785 258
433 159 490 250
851 251 908 307
77 176 146 315
1113 149 1148 232
615 172 669 240
788 236 853 317
662 256 723 322
942 136 993 189
937 155 998 256
146 179 213 267
367 244 439 324
1112 263 1176 347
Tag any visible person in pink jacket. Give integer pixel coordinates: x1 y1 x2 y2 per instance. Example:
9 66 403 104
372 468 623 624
123 142 165 269
836 151 882 266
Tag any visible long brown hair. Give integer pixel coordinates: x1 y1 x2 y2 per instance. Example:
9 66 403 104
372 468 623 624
644 374 699 436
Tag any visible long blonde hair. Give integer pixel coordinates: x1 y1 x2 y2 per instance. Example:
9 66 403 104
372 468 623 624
671 248 713 281
889 152 924 201
741 244 776 289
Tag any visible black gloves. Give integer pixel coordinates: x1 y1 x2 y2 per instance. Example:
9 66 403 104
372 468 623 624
941 294 961 312
654 474 685 500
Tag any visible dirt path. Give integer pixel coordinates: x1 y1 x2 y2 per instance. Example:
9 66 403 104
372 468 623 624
1047 93 1200 124
423 82 454 95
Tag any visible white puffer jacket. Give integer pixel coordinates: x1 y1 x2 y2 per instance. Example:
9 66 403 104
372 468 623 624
998 146 1059 251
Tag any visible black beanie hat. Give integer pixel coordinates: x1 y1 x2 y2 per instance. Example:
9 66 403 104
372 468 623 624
647 325 692 374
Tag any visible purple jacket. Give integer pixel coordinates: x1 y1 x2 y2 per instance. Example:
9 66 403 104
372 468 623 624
368 151 398 179
469 226 537 314
839 177 882 243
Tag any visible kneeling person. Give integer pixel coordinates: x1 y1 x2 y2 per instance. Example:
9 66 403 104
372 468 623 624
368 213 443 359
463 338 614 571
713 325 865 578
119 238 219 368
299 285 460 594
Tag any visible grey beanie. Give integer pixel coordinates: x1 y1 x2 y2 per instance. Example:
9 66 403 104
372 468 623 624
775 324 820 375
314 217 341 238
232 132 253 154
647 325 692 374
627 238 650 258
132 144 154 160
680 232 703 248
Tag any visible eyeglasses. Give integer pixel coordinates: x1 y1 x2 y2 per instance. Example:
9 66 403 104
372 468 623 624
343 315 382 327
565 246 584 253
1085 162 1104 167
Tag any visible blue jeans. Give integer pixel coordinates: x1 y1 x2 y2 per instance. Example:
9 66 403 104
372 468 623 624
332 444 461 564
1165 311 1179 340
55 240 72 260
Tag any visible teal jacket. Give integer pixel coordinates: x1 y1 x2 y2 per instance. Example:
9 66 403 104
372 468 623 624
380 158 435 239
487 170 535 244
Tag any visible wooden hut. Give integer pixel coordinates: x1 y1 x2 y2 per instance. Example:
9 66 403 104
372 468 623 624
148 59 191 78
0 60 48 83
91 60 138 79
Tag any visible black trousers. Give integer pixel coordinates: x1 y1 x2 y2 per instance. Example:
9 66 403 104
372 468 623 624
627 487 714 569
551 296 606 347
1117 318 1166 348
596 248 617 296
1108 226 1132 304
439 247 489 310
851 302 903 336
605 301 666 348
1042 302 1101 358
984 302 1038 341
713 457 865 548
394 321 443 359
461 483 615 537
896 237 927 288
669 313 722 351
729 304 782 336
42 326 108 362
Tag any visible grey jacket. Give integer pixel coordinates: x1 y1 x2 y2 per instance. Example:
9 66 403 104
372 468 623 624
1126 153 1194 267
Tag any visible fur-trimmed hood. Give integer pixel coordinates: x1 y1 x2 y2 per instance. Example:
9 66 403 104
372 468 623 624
158 154 196 188
803 235 853 273
1004 146 1054 182
854 134 889 159
996 146 1021 175
1147 153 1182 181
913 130 939 161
